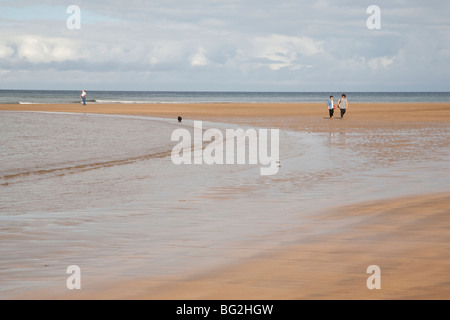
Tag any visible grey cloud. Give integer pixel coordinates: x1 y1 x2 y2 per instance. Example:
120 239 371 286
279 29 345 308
0 0 449 90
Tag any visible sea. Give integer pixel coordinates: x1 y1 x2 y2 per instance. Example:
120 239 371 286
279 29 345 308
0 90 449 104
1 91 450 298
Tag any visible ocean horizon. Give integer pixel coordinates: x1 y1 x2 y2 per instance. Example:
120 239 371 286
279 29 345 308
0 90 449 105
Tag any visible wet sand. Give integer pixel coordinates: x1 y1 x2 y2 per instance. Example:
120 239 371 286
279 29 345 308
55 192 450 300
2 102 450 299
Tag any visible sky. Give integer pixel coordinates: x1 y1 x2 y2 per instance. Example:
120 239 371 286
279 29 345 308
0 0 449 91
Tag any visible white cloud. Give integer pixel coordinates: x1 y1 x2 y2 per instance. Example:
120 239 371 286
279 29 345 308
0 44 14 59
0 1 448 90
148 42 185 66
251 34 323 71
368 56 394 70
368 50 404 70
16 36 79 63
190 47 210 66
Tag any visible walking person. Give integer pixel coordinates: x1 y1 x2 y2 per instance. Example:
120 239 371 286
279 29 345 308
81 90 87 106
338 94 348 119
328 95 335 119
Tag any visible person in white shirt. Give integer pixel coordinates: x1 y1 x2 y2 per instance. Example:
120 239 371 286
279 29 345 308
80 90 87 106
328 96 335 119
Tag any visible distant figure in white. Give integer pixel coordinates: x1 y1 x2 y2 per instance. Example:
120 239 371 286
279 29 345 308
80 90 87 106
171 121 280 176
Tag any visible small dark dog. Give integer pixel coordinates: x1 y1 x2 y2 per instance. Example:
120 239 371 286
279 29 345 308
178 116 182 122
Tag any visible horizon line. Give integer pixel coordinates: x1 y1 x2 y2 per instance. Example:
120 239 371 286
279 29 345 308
1 89 449 93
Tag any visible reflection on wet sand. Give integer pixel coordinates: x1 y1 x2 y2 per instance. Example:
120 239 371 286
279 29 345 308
1 103 450 299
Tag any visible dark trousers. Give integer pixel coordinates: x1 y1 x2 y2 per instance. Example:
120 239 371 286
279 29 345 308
340 108 346 118
329 109 334 118
82 97 86 106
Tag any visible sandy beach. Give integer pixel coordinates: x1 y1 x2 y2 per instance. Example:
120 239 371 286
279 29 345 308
2 102 450 300
2 102 450 127
2 102 450 136
54 192 450 300
2 0 450 302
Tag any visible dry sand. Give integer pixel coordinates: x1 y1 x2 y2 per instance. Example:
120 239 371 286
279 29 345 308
1 102 450 132
2 102 450 299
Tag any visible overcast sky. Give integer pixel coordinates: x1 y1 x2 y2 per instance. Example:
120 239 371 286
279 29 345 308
0 0 449 91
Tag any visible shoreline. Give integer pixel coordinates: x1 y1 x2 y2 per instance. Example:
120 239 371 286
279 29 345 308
2 103 450 134
5 102 450 107
1 102 450 119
